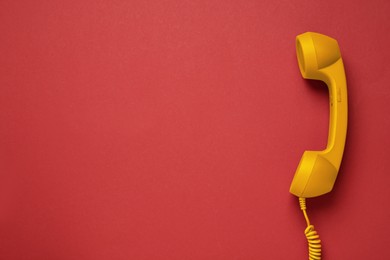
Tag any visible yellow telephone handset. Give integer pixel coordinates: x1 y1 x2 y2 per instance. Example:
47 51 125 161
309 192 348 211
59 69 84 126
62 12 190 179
290 32 348 260
290 32 348 198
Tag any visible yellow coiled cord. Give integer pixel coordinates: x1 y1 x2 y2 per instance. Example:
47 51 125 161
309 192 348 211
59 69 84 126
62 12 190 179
299 198 322 260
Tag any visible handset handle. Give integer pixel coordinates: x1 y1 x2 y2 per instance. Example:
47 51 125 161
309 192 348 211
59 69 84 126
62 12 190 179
290 32 348 198
320 59 348 169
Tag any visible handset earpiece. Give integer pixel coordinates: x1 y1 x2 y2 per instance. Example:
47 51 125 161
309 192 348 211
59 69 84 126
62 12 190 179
290 32 348 198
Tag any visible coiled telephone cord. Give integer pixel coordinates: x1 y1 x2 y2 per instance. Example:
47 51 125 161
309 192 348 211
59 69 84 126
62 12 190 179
299 198 322 260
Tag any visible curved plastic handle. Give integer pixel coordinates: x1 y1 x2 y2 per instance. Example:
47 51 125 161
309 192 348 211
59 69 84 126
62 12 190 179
290 32 348 198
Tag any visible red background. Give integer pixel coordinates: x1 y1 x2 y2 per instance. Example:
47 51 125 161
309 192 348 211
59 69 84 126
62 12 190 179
1 0 389 259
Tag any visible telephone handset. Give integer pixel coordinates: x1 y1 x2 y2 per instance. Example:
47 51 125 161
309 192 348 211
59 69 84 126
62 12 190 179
290 32 348 198
290 32 348 260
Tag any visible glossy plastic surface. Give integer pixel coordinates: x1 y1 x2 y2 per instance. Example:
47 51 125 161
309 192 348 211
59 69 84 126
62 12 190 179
290 32 348 198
